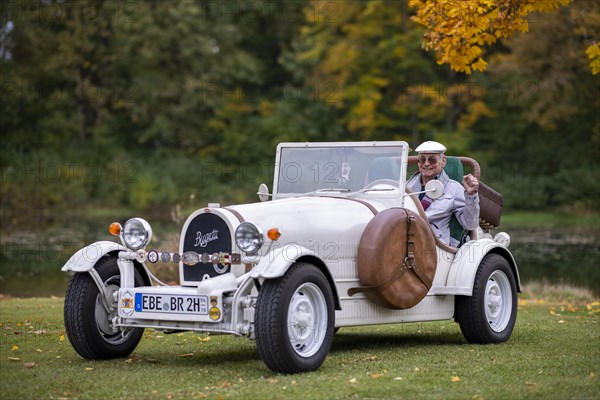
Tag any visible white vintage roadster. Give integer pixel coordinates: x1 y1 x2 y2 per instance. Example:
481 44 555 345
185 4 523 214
62 141 519 373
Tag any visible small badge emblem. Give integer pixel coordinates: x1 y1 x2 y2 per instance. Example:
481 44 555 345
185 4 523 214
194 229 219 247
120 291 134 317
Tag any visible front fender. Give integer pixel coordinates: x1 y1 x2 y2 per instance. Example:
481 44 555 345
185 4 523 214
250 243 317 279
62 241 152 287
62 241 127 272
445 238 521 296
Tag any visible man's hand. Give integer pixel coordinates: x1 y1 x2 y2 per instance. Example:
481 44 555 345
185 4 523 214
462 174 479 195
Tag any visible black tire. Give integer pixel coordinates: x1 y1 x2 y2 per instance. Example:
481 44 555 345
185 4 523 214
255 263 335 373
64 256 145 359
455 253 517 344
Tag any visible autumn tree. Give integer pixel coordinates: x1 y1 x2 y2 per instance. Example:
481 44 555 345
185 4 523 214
282 1 495 149
470 0 600 209
409 0 574 74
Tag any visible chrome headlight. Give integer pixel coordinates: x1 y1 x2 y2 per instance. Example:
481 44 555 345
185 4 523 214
235 222 264 253
122 218 152 250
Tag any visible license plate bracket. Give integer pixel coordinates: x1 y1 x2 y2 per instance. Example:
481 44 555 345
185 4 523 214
119 289 222 322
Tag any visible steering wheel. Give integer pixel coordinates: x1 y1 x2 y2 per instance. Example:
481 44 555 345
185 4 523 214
363 179 400 190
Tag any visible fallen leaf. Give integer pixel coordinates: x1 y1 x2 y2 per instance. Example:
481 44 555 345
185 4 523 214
557 320 565 324
178 353 195 358
589 372 596 379
451 376 461 382
370 373 383 379
24 362 36 368
197 336 211 342
11 345 18 351
126 354 143 363
348 378 357 384
59 335 65 342
8 357 20 361
363 355 377 361
34 330 47 335
85 367 94 371
394 377 403 381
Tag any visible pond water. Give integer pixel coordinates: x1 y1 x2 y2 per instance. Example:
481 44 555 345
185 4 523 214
0 215 598 298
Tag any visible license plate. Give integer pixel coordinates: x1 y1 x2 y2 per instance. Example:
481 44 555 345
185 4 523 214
134 293 209 315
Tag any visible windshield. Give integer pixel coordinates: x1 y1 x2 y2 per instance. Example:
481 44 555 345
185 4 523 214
274 143 407 196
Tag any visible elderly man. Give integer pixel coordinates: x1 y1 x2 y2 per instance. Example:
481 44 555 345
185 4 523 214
406 141 480 246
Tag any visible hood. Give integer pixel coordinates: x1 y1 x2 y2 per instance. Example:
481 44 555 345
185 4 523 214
228 196 378 246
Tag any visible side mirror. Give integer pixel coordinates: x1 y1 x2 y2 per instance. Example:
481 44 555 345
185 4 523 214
424 180 444 199
257 183 271 202
405 179 444 200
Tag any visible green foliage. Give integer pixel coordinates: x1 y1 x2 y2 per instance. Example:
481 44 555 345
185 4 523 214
1 0 598 216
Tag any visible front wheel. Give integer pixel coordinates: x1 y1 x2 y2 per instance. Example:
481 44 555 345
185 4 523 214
64 256 145 359
456 253 518 344
255 263 335 373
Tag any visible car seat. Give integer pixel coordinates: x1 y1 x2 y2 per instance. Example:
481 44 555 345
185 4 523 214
366 157 400 184
443 156 468 245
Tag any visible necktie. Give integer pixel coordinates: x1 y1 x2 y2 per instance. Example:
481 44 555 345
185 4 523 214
421 195 432 210
418 185 433 210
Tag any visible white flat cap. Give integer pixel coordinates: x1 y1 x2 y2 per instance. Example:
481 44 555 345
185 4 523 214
415 140 446 153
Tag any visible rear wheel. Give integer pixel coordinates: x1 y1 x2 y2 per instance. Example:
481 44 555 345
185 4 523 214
456 253 517 343
255 263 335 373
64 256 145 359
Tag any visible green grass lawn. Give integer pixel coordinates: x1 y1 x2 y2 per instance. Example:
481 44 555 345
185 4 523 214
1 296 598 400
500 210 600 227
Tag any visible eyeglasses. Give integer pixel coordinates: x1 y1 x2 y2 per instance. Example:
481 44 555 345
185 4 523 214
418 155 440 165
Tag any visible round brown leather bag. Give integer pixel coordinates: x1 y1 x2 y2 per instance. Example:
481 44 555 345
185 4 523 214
352 208 437 309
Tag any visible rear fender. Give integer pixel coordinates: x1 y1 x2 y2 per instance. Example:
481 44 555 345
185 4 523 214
446 238 521 296
62 241 151 286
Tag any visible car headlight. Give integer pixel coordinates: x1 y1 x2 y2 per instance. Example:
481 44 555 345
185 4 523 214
235 222 264 253
122 218 152 250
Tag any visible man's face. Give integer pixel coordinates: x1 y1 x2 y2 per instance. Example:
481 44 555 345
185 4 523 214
418 153 446 181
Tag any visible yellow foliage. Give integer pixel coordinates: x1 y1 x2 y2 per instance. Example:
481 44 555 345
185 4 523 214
586 43 600 75
410 0 573 74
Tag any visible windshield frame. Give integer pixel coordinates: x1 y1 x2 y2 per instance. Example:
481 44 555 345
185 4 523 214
272 141 409 200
